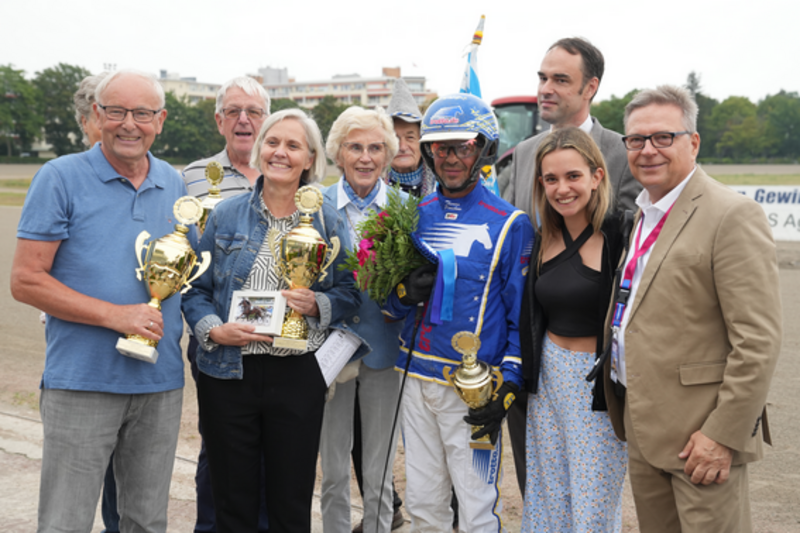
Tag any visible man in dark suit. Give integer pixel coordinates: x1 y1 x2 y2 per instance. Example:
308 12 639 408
603 85 781 532
502 36 641 494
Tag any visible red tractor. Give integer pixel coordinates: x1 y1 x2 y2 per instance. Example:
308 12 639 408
492 96 543 175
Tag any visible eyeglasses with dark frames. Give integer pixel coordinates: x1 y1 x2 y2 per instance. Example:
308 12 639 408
425 140 481 159
622 131 691 151
221 107 267 120
99 105 161 123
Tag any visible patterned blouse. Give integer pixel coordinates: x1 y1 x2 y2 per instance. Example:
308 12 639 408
240 195 326 356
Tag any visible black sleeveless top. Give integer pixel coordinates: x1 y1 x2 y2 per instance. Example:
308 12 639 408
534 224 602 337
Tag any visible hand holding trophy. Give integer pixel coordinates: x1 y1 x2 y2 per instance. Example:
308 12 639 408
197 160 224 235
443 331 504 449
267 186 340 351
116 196 211 363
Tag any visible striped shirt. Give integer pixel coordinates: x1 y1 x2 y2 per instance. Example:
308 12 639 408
181 148 253 201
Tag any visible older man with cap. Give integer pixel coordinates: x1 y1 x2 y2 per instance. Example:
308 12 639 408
11 69 188 533
180 75 271 533
385 78 436 197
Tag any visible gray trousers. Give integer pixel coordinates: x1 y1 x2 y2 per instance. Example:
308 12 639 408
320 364 401 533
37 388 183 533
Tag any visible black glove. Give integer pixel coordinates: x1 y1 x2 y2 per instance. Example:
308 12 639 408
397 264 437 306
463 382 519 445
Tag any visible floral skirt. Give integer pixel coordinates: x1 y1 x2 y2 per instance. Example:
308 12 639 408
521 334 627 533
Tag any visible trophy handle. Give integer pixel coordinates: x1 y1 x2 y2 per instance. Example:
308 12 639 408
180 251 211 294
443 365 455 387
266 228 286 280
491 369 504 400
317 235 341 283
134 231 151 281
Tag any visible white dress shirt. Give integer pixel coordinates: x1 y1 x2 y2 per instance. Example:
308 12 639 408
615 166 697 386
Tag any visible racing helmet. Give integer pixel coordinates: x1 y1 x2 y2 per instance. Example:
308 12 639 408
419 93 499 192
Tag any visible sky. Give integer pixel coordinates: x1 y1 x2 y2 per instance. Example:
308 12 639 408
3 0 797 105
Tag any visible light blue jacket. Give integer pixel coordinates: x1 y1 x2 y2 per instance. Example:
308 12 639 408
322 179 404 370
181 177 365 379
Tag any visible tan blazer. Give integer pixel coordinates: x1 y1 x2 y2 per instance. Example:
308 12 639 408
603 167 782 470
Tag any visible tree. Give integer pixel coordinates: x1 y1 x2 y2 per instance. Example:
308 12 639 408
591 90 638 135
309 95 349 142
271 98 300 112
684 72 719 159
150 93 225 161
709 96 765 159
34 63 92 156
758 91 800 159
0 65 42 156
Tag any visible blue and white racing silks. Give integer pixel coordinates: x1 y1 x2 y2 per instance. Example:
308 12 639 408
383 181 534 388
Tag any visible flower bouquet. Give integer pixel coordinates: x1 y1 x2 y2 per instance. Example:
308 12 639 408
342 187 431 305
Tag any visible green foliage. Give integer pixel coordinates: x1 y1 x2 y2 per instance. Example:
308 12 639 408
271 98 300 112
708 96 763 159
758 91 800 158
591 90 637 134
310 95 349 142
150 92 225 161
33 63 92 156
341 188 430 305
0 65 43 156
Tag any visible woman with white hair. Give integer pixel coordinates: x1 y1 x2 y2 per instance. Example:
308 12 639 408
182 108 363 532
319 106 405 532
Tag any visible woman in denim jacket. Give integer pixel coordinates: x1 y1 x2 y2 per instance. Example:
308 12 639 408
182 109 363 532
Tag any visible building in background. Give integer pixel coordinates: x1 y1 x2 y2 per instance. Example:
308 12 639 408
264 67 436 109
157 71 221 104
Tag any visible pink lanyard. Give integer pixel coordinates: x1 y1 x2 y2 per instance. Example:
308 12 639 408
612 205 673 327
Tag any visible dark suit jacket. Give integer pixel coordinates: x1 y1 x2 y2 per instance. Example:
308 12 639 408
500 117 641 215
602 167 782 469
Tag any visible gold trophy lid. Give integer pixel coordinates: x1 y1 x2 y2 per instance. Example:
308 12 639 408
452 331 481 367
173 196 204 233
295 185 324 222
205 161 224 198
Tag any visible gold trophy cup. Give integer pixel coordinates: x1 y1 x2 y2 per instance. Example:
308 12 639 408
267 186 340 351
116 196 211 364
197 160 224 234
443 331 504 450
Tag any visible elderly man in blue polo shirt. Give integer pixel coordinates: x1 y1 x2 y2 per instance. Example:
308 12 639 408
11 69 189 533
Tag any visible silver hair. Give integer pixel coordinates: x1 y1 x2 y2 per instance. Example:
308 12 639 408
216 76 270 115
325 106 399 173
624 85 698 133
94 69 166 109
249 108 327 185
73 72 109 146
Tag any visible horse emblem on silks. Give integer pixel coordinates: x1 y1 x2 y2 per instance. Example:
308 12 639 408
418 223 492 257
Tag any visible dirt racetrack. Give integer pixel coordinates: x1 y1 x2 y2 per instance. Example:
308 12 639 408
1 183 800 531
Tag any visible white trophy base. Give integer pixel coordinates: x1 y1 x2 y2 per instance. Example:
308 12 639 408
273 337 309 351
116 338 159 364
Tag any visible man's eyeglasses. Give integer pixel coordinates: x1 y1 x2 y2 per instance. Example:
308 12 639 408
99 105 161 123
221 107 267 120
622 131 691 151
425 140 481 159
342 142 386 156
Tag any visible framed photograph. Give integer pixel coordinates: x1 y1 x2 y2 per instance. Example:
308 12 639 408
228 290 286 336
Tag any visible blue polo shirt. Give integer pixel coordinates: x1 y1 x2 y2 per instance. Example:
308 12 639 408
17 144 191 394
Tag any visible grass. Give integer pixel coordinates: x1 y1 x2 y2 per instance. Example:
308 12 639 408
0 192 26 206
0 178 32 188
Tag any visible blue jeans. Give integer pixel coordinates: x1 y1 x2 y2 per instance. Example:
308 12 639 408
37 388 183 533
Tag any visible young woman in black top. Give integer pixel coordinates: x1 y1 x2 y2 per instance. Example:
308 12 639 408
520 127 630 532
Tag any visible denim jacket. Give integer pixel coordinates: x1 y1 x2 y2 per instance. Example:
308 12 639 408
181 177 365 379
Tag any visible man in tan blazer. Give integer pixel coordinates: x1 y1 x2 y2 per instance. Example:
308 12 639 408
603 85 782 532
